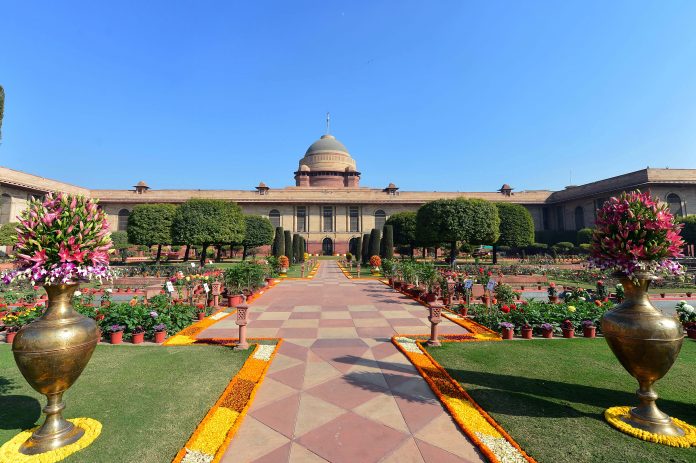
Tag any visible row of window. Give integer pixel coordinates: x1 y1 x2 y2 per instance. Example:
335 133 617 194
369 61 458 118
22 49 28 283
542 193 686 232
269 207 385 233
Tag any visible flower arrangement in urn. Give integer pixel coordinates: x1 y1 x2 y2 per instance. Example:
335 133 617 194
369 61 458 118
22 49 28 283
369 255 382 273
1 192 113 455
278 255 289 277
591 191 690 441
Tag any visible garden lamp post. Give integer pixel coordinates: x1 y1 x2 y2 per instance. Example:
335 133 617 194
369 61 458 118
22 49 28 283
235 302 249 350
427 302 442 347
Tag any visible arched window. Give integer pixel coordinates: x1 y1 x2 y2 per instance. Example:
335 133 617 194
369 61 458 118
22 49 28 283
374 210 386 230
666 193 683 217
269 209 281 228
574 206 585 230
118 209 130 231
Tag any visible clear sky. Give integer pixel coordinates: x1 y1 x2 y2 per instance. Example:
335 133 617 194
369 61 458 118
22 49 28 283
1 1 696 193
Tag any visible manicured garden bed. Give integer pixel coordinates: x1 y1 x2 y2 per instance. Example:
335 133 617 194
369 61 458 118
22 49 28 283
0 344 250 462
425 339 696 462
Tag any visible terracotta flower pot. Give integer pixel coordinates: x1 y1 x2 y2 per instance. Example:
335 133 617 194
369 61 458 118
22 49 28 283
583 326 596 338
660 293 666 298
687 329 696 340
459 306 469 317
481 295 489 305
228 294 244 307
6 331 17 344
521 327 533 339
562 328 575 338
425 292 438 303
132 332 144 344
110 331 123 344
542 328 553 339
686 292 692 298
197 312 206 321
501 328 514 340
549 295 559 304
154 331 166 344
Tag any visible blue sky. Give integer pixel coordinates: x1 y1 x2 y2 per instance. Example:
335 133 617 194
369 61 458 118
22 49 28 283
2 1 696 192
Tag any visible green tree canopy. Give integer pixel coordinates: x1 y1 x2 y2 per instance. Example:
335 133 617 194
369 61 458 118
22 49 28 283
381 225 394 259
127 204 177 263
416 198 500 262
241 215 274 260
679 215 696 246
495 203 534 248
172 199 245 265
284 230 292 261
369 228 381 258
0 222 18 246
361 233 370 264
385 212 417 253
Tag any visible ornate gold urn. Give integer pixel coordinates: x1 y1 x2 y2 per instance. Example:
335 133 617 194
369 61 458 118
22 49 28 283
601 274 684 436
12 283 99 454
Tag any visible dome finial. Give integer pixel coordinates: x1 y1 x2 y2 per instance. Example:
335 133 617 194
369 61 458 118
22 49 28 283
326 112 331 134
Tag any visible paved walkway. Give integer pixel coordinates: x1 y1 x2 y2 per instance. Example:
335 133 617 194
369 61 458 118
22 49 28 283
201 261 484 463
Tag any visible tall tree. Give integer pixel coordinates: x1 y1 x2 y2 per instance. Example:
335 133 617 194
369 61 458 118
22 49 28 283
272 227 285 257
292 233 301 263
127 204 177 263
172 199 246 266
284 230 293 261
369 228 381 259
241 215 274 260
353 236 362 260
385 212 417 256
361 233 370 264
494 203 534 263
416 198 500 263
381 225 394 259
110 230 131 263
680 216 696 247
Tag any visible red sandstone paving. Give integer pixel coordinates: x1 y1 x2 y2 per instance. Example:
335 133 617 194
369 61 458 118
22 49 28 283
215 261 484 463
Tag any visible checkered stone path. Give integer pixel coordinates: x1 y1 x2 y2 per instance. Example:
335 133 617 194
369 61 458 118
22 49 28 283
200 260 484 463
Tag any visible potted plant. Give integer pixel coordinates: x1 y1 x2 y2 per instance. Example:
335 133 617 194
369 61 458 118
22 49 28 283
520 322 533 339
500 321 515 340
131 326 145 344
540 322 554 338
675 301 696 338
458 303 469 317
369 255 382 275
582 320 597 338
547 283 558 303
381 259 396 286
278 255 290 277
614 283 624 303
196 303 206 320
685 322 696 340
153 323 167 343
561 319 575 338
109 324 124 344
596 279 608 302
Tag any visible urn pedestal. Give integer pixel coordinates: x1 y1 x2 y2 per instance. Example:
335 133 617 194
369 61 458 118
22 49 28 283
601 274 684 437
12 284 99 455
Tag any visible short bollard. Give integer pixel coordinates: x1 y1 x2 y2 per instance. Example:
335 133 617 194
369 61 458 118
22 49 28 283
427 303 442 347
356 263 361 278
301 263 305 278
235 303 249 350
211 282 222 308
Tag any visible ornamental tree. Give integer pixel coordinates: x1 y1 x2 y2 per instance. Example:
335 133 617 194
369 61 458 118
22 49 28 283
494 203 534 263
416 198 500 263
127 203 177 263
369 228 381 261
110 230 131 262
381 225 394 259
272 227 285 257
241 215 274 260
0 222 18 246
284 230 293 261
171 199 246 266
679 216 696 247
361 233 370 264
292 233 301 263
385 212 417 256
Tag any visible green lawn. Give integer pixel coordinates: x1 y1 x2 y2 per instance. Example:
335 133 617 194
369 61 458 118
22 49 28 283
426 339 696 463
338 263 382 279
0 344 250 462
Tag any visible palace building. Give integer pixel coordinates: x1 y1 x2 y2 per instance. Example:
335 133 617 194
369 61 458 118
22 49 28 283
1 132 695 255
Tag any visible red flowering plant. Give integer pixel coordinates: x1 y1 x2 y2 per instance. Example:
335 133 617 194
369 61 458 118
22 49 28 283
369 255 382 268
590 191 684 279
2 192 113 286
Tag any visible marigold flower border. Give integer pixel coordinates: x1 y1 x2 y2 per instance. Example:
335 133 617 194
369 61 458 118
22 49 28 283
392 328 538 463
171 338 282 463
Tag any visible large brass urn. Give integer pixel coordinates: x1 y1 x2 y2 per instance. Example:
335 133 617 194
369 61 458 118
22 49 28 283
601 273 684 436
12 283 99 454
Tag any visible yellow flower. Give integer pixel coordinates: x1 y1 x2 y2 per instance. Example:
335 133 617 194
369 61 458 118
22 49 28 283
568 306 576 312
185 276 191 282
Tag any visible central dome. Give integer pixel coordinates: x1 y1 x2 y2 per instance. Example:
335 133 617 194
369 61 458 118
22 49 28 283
304 134 349 155
298 134 357 172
